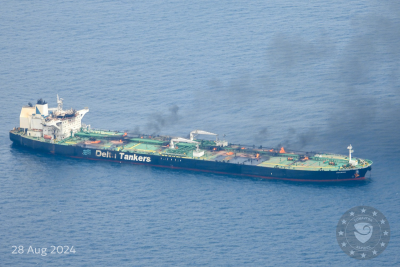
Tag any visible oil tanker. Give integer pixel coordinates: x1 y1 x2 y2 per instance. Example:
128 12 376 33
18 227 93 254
9 96 372 182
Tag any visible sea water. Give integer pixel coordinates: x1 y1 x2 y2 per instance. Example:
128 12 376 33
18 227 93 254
0 1 399 266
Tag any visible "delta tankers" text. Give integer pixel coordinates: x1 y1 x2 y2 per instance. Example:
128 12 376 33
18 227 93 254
95 150 151 162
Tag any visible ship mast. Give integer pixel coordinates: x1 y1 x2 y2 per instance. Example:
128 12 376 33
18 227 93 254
347 144 354 162
57 94 64 113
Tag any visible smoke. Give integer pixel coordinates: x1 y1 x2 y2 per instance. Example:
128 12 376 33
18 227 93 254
264 3 400 152
296 130 317 149
199 71 258 104
145 105 181 135
126 105 181 136
252 127 317 151
269 33 334 69
203 73 254 105
326 12 400 144
195 1 399 153
128 125 141 135
228 73 252 101
274 128 317 151
254 127 268 144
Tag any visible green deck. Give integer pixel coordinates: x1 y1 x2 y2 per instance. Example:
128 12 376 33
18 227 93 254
12 129 372 171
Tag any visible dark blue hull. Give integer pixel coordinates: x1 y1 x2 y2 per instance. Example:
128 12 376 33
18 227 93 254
10 132 370 182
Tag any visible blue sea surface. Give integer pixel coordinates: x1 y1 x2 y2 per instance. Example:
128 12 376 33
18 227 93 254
1 0 399 266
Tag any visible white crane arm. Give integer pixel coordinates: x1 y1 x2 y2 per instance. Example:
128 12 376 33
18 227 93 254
190 130 218 141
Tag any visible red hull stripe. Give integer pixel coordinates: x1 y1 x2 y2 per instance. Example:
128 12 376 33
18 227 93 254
70 156 365 182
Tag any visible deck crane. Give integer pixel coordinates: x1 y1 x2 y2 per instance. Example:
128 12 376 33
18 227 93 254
189 130 228 147
169 138 205 157
170 138 198 149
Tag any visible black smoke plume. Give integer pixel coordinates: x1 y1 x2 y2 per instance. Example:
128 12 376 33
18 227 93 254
265 3 400 152
145 105 181 135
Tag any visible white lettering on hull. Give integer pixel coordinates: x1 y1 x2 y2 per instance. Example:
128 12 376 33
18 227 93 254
95 150 151 162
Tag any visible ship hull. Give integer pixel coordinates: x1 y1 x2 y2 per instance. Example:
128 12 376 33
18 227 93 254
10 132 371 182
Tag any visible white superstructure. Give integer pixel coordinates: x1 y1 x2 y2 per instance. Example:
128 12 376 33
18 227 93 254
19 95 89 140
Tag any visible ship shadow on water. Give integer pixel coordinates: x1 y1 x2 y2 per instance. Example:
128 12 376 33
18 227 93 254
9 143 373 188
